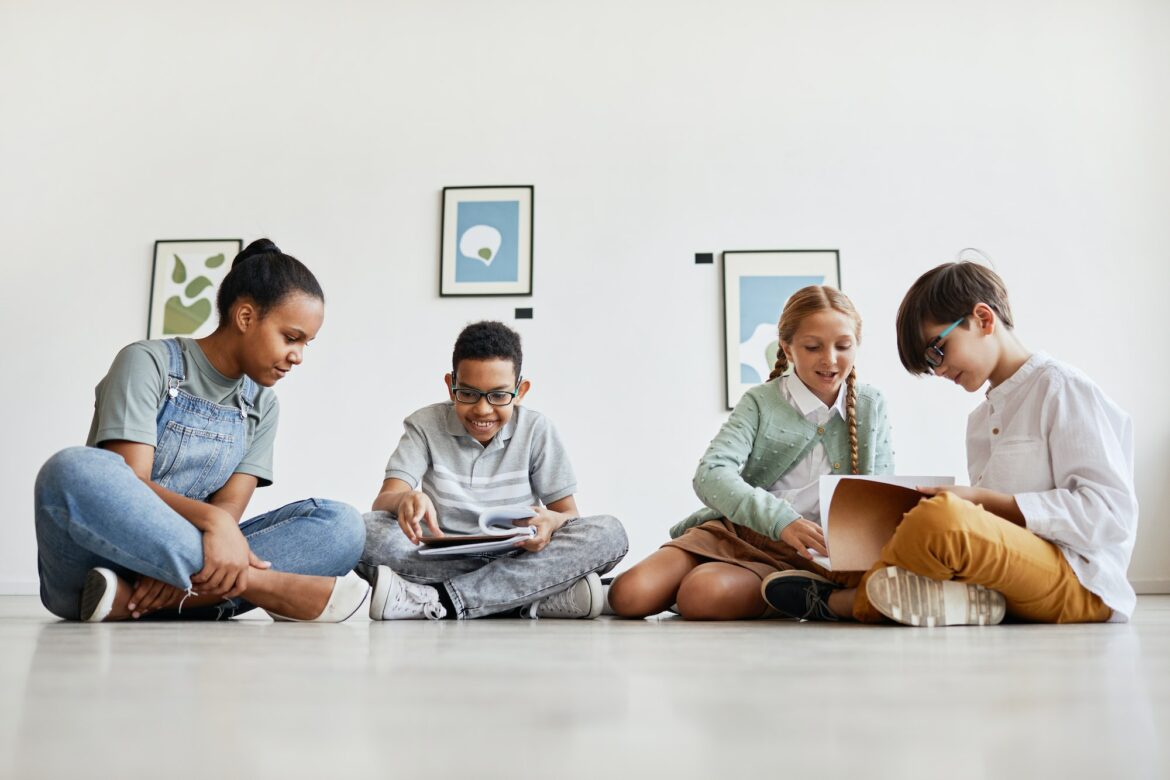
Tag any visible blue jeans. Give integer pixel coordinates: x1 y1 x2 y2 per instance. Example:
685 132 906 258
35 447 366 620
360 511 628 618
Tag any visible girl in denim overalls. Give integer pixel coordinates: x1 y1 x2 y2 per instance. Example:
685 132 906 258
34 239 368 622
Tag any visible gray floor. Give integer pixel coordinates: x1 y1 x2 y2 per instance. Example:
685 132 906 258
1 595 1167 780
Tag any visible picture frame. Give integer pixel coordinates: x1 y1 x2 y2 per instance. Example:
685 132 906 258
722 249 842 410
440 185 534 296
148 239 243 340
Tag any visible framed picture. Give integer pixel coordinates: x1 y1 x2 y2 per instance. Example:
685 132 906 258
440 185 534 296
722 249 842 409
148 239 242 339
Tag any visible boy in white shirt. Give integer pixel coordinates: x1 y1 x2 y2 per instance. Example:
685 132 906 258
762 261 1137 626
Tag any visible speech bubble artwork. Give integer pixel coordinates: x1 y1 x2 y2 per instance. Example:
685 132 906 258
740 321 778 384
459 224 502 266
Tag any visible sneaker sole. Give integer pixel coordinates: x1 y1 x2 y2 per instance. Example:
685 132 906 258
583 572 603 619
369 566 393 621
80 568 116 622
866 566 1006 627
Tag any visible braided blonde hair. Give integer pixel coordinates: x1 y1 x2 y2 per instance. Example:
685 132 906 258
766 286 862 475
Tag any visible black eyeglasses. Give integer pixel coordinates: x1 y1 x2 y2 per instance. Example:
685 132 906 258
924 318 964 370
451 376 522 407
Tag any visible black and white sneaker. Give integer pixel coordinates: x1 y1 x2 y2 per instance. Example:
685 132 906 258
760 570 841 621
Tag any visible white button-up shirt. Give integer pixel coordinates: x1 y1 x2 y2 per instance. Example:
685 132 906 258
766 374 848 524
969 352 1137 620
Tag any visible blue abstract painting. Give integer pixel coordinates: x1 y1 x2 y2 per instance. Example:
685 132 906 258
454 200 520 284
738 275 823 383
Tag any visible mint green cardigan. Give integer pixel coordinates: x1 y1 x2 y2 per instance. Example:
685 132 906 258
670 378 895 540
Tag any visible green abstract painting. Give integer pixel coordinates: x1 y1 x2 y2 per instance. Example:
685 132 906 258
148 240 242 339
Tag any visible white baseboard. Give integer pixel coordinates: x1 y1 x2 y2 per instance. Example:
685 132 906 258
0 581 39 596
1132 579 1170 595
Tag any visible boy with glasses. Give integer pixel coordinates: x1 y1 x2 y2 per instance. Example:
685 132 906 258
359 321 628 620
768 261 1137 626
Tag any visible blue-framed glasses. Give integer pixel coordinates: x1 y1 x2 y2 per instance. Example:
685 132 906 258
924 318 964 369
451 376 523 406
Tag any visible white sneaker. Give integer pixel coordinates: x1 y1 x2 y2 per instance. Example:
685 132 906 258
80 567 118 622
369 565 447 621
866 565 1006 627
521 573 603 619
268 571 371 623
600 579 616 616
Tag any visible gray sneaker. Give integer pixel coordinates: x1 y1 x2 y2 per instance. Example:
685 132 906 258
521 573 603 619
866 566 1006 627
369 566 447 621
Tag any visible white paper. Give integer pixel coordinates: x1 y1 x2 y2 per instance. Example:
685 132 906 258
478 505 538 534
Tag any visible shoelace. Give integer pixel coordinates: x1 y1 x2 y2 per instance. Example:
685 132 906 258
801 583 839 621
391 578 445 619
530 584 583 618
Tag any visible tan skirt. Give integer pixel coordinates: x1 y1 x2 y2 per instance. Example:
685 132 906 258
663 519 863 588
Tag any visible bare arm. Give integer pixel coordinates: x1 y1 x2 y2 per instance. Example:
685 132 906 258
99 439 267 599
100 440 236 531
917 485 1025 526
513 495 580 553
373 477 442 543
207 472 259 523
372 477 417 515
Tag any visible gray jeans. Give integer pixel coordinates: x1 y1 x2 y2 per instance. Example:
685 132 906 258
360 511 628 618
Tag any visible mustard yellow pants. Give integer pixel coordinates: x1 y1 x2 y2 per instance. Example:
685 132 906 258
852 491 1113 624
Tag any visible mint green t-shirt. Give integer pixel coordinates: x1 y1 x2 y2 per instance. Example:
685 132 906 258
86 338 279 486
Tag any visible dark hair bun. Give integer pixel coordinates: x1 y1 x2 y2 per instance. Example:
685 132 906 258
233 238 281 267
215 238 323 320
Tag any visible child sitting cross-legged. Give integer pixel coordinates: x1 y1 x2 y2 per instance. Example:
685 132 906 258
761 261 1138 626
608 286 894 620
359 321 628 620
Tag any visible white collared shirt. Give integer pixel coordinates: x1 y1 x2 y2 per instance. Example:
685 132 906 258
766 374 848 523
969 352 1137 621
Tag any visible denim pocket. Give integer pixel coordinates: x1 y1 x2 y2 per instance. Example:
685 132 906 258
152 420 238 500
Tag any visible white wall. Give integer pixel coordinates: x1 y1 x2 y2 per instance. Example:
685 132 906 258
2 0 1168 594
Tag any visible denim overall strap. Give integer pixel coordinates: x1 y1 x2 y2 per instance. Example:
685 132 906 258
151 339 251 500
237 374 257 420
163 337 185 400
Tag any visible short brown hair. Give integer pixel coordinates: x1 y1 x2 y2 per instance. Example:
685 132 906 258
896 262 1014 375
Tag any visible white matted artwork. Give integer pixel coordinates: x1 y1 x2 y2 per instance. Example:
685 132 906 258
440 185 533 296
722 250 841 410
147 239 242 339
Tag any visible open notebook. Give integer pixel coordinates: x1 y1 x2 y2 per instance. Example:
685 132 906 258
417 505 537 557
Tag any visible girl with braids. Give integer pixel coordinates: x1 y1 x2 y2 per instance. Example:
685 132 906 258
34 239 369 622
609 286 893 620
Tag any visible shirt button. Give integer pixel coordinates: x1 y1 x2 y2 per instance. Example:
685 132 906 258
817 427 825 435
833 463 840 470
992 427 1000 435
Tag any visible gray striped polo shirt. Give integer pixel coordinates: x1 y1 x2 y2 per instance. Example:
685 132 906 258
384 402 577 535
